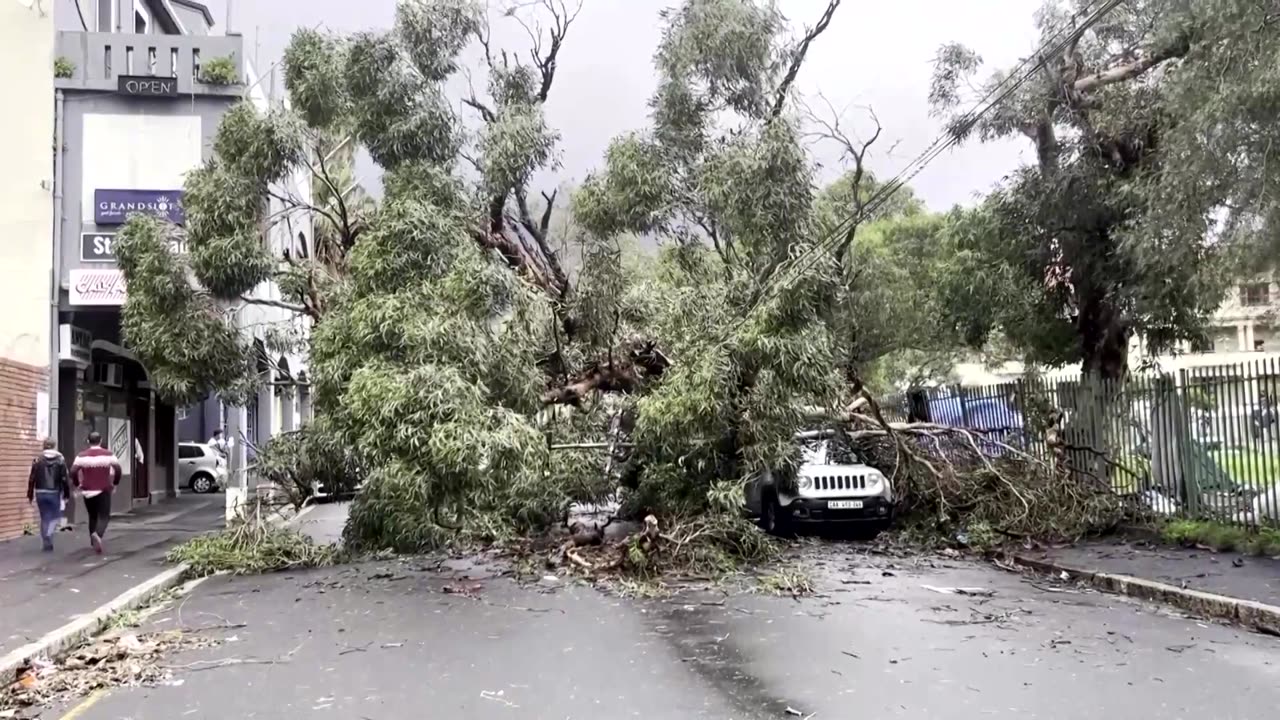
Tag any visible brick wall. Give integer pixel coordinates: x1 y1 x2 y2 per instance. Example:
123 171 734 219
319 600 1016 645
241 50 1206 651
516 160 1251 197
0 358 45 540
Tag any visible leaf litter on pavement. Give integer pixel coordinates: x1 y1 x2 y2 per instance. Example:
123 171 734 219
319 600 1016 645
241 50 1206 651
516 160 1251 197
1 629 222 715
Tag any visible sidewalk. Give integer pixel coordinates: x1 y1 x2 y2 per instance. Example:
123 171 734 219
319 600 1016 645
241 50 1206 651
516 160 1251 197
0 493 223 659
1017 536 1280 606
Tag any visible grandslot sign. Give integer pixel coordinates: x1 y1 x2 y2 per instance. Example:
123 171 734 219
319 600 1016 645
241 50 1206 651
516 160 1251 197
69 269 127 306
94 189 185 226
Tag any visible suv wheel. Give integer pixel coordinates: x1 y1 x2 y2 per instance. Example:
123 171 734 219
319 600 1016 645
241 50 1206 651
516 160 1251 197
191 473 215 494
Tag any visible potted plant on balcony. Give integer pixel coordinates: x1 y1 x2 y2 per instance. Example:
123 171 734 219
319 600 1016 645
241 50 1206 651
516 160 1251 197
199 56 240 86
54 57 75 79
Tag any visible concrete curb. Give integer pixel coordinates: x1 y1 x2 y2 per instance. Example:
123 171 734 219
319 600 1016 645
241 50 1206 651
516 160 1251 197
0 563 191 681
0 501 322 681
1013 554 1280 636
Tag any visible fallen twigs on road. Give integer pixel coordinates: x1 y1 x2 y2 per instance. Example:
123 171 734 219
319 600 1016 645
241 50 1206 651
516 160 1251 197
167 514 340 576
547 512 780 583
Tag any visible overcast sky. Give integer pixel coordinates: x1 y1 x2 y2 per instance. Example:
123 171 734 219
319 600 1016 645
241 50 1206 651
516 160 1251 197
198 0 1042 211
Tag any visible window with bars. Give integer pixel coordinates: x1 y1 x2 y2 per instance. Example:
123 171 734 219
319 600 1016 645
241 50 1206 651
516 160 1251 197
1240 283 1272 307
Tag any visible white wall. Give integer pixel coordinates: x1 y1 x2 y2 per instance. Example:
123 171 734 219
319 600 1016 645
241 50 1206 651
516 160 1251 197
233 60 312 382
0 1 55 368
80 113 202 220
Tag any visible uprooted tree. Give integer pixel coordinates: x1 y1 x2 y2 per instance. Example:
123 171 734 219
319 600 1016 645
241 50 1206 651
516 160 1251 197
929 0 1280 380
115 0 1163 565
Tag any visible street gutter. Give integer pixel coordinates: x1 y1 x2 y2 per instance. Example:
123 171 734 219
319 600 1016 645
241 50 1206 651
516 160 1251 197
1012 553 1280 637
0 503 318 681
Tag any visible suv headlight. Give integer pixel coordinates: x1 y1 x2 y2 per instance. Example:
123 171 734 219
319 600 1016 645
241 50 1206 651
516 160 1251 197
798 476 812 490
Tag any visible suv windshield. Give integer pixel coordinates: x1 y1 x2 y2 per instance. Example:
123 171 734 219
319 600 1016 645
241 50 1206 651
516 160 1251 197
800 440 827 465
827 435 858 464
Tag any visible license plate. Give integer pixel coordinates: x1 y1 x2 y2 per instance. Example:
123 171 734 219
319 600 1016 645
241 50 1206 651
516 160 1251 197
828 500 863 510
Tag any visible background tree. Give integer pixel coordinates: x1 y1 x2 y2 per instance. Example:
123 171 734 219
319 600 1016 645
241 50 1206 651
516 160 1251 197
929 0 1280 379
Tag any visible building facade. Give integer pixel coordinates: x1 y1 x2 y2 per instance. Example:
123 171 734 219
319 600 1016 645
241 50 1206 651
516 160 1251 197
0 0 57 539
51 0 309 512
178 46 315 487
955 277 1280 386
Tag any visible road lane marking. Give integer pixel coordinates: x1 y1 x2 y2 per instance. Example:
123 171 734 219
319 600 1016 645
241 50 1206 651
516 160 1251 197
60 688 106 719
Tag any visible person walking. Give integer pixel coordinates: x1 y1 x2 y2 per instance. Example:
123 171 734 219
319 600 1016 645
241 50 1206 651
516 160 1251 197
27 438 70 551
208 429 229 460
71 431 122 554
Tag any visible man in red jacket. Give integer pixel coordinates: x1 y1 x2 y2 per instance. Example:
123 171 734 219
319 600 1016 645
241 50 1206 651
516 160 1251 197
71 432 122 554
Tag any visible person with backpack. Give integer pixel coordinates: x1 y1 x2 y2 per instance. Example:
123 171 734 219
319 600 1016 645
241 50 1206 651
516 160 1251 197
71 431 122 554
27 438 70 551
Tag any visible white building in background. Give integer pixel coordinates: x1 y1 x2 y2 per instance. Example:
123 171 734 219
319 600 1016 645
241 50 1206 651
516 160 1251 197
955 277 1280 386
0 0 56 540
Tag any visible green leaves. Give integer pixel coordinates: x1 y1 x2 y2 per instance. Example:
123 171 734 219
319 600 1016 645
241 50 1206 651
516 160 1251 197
115 216 257 406
698 120 812 269
572 134 671 237
284 29 351 130
213 103 305 184
920 0 1280 377
656 0 785 119
479 104 559 194
395 0 483 83
345 32 461 169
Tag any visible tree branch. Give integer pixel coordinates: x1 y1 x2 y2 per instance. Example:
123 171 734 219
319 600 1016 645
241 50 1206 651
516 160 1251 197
237 295 311 316
514 190 569 296
520 0 582 103
310 142 354 251
770 0 842 120
801 96 882 263
1071 35 1191 95
463 96 497 124
539 188 557 239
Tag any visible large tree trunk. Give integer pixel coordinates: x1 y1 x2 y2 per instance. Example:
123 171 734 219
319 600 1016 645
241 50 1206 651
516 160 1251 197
1078 297 1129 381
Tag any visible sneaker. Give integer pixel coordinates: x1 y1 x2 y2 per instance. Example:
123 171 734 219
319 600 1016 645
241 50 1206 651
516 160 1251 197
42 541 53 552
90 533 102 554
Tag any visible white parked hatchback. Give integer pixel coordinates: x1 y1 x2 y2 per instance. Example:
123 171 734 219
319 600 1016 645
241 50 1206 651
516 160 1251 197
178 442 228 494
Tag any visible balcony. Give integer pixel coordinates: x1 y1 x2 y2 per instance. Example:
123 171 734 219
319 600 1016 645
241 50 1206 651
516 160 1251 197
54 31 244 98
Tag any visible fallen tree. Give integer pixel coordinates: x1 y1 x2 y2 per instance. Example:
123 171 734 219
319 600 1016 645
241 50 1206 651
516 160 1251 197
846 407 1127 545
120 0 1218 573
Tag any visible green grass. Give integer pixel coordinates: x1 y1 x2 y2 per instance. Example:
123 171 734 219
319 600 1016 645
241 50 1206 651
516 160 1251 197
1161 519 1280 556
1209 448 1280 490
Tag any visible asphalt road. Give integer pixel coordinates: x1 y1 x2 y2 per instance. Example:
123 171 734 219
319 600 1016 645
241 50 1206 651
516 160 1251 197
47 520 1280 719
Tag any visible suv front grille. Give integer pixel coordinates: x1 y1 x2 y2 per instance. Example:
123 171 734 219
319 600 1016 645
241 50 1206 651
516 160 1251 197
814 475 867 491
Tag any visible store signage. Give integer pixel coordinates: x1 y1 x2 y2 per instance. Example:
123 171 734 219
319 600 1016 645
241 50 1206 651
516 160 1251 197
117 75 178 97
69 269 127 306
59 324 92 365
80 232 187 262
94 189 185 226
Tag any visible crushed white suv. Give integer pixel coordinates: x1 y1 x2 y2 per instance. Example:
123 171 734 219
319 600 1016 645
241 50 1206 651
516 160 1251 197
744 430 894 536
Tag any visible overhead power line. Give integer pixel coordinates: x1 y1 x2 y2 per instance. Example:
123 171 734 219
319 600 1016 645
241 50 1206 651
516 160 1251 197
738 0 1125 324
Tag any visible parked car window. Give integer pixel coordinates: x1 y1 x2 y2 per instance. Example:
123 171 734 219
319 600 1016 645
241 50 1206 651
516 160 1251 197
178 445 204 459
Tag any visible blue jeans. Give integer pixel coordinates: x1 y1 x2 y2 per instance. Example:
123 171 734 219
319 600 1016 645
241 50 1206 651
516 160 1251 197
34 491 62 549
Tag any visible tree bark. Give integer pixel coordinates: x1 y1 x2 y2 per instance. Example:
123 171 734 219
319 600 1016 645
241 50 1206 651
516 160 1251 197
1077 295 1129 381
